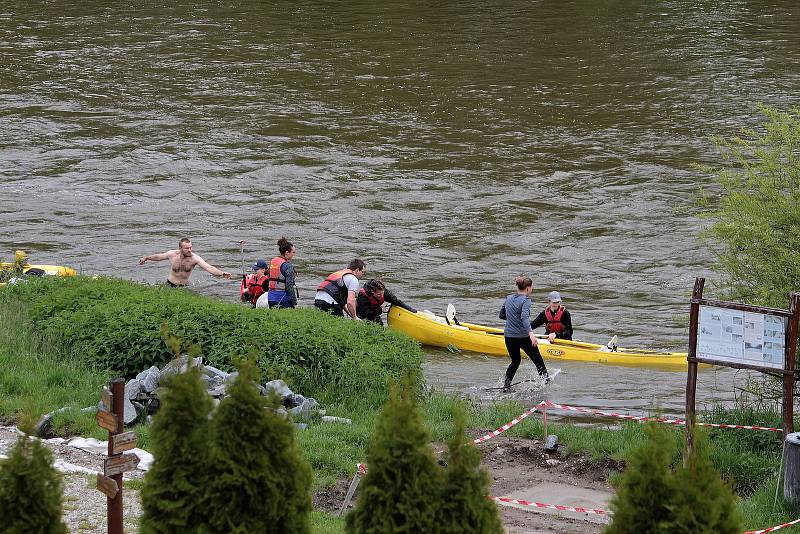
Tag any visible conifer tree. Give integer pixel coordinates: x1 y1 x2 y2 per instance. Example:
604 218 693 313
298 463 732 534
664 432 742 533
436 405 503 534
346 377 441 534
604 424 678 534
0 434 67 534
204 361 312 534
140 366 213 533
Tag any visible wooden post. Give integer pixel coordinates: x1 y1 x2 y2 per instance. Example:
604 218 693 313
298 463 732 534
684 277 704 465
785 293 800 436
542 404 548 441
108 378 124 534
338 473 362 517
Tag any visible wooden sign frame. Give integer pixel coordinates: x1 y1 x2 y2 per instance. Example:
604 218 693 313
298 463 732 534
685 278 800 460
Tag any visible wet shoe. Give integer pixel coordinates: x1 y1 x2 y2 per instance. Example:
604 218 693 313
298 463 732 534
502 378 512 391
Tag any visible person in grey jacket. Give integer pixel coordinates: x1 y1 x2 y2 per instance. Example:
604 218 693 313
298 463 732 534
499 276 549 390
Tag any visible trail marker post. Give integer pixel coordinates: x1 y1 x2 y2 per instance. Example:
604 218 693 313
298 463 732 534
685 278 800 460
95 378 139 534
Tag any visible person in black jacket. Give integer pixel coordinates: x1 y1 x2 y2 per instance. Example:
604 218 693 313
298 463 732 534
356 279 417 325
530 290 573 341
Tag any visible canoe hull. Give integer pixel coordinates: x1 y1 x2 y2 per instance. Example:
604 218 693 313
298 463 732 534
387 306 691 369
0 263 77 287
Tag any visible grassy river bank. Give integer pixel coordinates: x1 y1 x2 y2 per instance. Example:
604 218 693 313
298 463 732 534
0 277 795 532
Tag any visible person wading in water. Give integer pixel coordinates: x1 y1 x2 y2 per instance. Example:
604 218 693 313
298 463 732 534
138 238 232 287
499 276 549 391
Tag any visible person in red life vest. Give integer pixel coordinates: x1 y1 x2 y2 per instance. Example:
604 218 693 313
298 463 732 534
356 278 417 325
255 236 298 309
530 290 573 341
314 259 366 319
240 259 268 306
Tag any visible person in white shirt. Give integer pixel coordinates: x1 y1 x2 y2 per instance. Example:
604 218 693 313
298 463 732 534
314 259 366 319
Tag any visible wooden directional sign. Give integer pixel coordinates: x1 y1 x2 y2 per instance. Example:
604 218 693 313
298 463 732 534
97 410 118 432
104 453 140 477
96 474 119 499
111 431 137 455
101 387 113 412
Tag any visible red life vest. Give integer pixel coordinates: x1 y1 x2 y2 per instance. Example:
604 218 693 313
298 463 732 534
268 257 287 291
318 269 354 305
240 273 267 304
544 306 565 334
359 287 384 307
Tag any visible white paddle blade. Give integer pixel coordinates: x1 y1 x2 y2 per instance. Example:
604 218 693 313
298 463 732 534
445 303 457 324
607 335 618 349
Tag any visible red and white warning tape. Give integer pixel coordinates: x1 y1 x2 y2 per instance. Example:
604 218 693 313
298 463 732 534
472 401 548 444
489 496 610 516
745 517 800 534
541 401 781 433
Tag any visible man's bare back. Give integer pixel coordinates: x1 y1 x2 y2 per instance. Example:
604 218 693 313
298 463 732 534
139 239 231 286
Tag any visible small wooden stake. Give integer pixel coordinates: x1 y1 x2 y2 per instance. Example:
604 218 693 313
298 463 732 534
338 473 362 517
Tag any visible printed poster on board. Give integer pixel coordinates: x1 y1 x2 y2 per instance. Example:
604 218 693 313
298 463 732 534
697 305 786 369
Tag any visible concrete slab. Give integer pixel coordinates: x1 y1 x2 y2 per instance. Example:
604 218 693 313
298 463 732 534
497 481 613 525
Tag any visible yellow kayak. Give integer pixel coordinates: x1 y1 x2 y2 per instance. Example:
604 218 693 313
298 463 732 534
0 262 77 287
387 305 692 369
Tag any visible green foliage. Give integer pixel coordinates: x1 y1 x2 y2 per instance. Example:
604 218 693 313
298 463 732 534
0 250 28 283
204 361 312 534
605 425 742 534
1 276 423 407
139 366 214 534
701 105 800 307
346 378 441 534
0 435 67 534
436 405 503 534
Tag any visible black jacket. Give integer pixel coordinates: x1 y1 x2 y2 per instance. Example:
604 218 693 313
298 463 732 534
356 288 416 324
530 307 573 340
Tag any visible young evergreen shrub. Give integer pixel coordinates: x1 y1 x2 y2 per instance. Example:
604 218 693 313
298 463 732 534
604 424 678 534
0 435 67 534
346 378 441 534
436 406 503 534
204 361 312 534
140 366 213 534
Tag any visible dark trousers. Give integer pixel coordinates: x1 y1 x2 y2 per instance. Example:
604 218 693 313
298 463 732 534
314 299 343 316
504 336 548 383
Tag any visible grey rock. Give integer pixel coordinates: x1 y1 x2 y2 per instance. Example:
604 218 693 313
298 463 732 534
276 406 288 418
146 415 153 425
257 384 267 396
208 385 226 398
544 434 558 451
160 356 188 377
263 379 293 399
289 398 319 419
321 415 352 425
125 379 142 400
288 394 305 408
136 366 161 393
295 423 308 431
123 396 138 425
224 371 239 384
203 365 229 380
33 407 69 437
80 406 97 414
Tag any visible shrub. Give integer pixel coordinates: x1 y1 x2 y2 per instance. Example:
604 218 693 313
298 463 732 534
139 366 214 533
346 378 441 534
204 361 312 534
1 276 423 407
0 434 67 534
436 405 503 534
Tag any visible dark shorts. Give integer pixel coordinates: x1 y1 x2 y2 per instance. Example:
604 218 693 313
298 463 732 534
166 280 186 288
314 299 343 316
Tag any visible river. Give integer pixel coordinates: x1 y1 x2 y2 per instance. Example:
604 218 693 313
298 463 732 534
2 1 798 417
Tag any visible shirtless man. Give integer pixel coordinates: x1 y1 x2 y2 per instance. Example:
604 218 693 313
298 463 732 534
138 238 232 287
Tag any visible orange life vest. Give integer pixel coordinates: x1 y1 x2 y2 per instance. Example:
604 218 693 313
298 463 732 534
544 306 565 334
268 256 287 291
318 269 354 305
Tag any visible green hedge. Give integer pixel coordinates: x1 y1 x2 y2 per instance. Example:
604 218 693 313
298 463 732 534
0 276 423 407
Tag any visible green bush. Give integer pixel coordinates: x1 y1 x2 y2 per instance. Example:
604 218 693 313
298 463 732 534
140 367 214 533
204 362 312 534
346 378 441 534
1 276 423 407
0 435 67 534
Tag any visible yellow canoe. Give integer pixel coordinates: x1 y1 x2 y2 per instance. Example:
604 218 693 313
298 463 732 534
387 305 692 369
0 263 77 287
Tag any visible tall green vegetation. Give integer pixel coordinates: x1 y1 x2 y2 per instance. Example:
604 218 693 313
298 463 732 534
0 433 67 534
204 362 312 534
436 406 503 534
0 276 423 407
605 425 742 534
346 379 441 534
139 367 213 534
702 105 800 307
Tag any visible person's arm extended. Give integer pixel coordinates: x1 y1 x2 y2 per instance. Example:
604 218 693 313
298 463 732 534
138 251 170 265
282 262 297 307
194 255 232 279
530 310 546 331
345 290 359 320
384 288 416 313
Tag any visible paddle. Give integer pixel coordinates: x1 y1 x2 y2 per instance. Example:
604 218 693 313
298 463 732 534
237 240 246 279
445 303 461 326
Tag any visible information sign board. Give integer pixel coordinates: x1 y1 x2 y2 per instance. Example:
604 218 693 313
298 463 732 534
697 305 787 370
